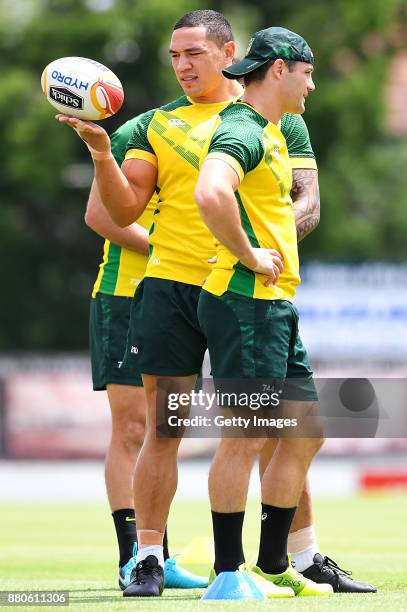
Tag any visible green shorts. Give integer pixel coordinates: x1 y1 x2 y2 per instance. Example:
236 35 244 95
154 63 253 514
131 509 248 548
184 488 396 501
89 293 142 390
197 289 317 402
124 278 207 376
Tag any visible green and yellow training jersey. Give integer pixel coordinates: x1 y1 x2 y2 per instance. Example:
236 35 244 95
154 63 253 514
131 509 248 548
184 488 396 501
125 96 316 287
92 118 156 298
202 102 304 301
125 95 237 286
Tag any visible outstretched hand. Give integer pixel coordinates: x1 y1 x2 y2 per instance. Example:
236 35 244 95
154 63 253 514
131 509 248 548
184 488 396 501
55 115 111 159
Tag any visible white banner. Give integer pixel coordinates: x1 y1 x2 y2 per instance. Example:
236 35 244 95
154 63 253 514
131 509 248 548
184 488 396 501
296 263 407 360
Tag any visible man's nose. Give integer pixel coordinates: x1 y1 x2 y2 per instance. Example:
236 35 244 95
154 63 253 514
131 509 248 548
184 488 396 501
178 54 193 71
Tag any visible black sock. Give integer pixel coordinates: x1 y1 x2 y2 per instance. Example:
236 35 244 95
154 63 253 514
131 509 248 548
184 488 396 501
212 511 245 574
112 508 137 567
257 503 296 574
163 527 170 561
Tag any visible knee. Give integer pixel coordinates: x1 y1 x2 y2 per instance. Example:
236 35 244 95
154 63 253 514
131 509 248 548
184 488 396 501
123 417 146 449
313 436 325 454
219 437 265 459
112 413 145 454
142 432 181 457
260 438 278 461
247 438 267 456
303 436 325 457
281 436 325 461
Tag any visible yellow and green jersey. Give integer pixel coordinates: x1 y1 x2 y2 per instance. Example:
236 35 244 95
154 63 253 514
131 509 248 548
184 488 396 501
125 95 316 288
202 102 304 301
125 95 237 286
91 118 156 298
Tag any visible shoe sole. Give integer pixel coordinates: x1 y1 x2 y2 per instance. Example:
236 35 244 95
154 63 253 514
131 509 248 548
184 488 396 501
123 592 162 597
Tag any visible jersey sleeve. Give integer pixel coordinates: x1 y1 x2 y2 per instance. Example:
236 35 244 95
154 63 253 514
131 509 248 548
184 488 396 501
205 119 264 182
125 109 157 167
110 119 138 166
280 113 317 170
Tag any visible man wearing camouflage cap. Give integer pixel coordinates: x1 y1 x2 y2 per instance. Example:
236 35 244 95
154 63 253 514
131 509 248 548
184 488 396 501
196 27 332 598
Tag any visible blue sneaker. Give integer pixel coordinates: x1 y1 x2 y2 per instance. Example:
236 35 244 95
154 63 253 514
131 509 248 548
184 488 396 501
118 543 137 591
164 557 209 589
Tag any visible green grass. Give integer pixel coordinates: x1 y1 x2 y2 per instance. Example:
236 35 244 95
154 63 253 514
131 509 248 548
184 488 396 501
0 493 406 610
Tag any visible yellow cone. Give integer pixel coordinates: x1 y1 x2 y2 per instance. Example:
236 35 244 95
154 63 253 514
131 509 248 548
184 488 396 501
177 537 214 566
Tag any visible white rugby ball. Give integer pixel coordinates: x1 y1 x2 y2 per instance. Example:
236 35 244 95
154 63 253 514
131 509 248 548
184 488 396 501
41 56 124 120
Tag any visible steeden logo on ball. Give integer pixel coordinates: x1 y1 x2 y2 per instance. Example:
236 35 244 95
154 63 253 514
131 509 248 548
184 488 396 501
49 87 84 110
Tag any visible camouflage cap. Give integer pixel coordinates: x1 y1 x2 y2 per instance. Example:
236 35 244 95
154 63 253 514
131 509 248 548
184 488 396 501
223 26 314 79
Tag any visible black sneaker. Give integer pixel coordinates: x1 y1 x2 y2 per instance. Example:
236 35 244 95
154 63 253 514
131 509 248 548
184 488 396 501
123 555 164 597
301 553 377 593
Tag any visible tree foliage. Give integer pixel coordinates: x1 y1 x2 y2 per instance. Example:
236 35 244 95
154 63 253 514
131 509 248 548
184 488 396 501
1 0 407 348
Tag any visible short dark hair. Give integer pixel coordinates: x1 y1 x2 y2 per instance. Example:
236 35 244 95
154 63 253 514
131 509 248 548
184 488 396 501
173 10 234 47
243 59 297 86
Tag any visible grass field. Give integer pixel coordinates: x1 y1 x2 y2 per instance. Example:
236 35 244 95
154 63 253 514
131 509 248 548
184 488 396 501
0 493 406 611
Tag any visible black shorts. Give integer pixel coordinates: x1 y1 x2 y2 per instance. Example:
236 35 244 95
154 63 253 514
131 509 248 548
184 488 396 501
124 278 207 376
89 293 143 390
198 289 317 402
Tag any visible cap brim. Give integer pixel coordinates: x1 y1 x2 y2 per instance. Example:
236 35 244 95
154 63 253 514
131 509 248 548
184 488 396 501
222 57 272 79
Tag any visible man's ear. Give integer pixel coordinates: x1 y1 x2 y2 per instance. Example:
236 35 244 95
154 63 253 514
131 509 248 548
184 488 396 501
271 58 286 80
223 40 236 65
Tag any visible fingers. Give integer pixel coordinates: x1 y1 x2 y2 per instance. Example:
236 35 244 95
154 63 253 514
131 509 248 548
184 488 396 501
268 249 284 272
264 275 276 287
254 249 284 286
207 256 217 264
263 262 280 287
263 273 279 287
55 115 98 132
55 114 84 128
55 115 93 147
268 248 283 260
263 253 283 287
55 115 111 158
271 254 284 273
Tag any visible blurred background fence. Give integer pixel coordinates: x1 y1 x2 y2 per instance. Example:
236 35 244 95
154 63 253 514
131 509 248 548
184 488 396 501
1 0 407 495
1 261 407 461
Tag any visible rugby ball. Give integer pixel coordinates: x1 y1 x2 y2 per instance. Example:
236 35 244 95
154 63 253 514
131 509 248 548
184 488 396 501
41 56 124 120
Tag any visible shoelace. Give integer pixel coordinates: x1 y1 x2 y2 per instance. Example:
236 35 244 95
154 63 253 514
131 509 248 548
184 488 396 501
317 556 352 577
133 560 160 584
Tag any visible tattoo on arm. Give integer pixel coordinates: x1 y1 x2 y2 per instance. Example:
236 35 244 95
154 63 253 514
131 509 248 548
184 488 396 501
291 168 320 242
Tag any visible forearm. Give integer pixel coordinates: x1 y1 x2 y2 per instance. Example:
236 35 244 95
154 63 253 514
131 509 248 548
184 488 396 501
196 160 282 284
291 168 320 242
294 198 320 241
196 187 256 268
93 157 144 227
87 214 149 254
85 179 149 253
